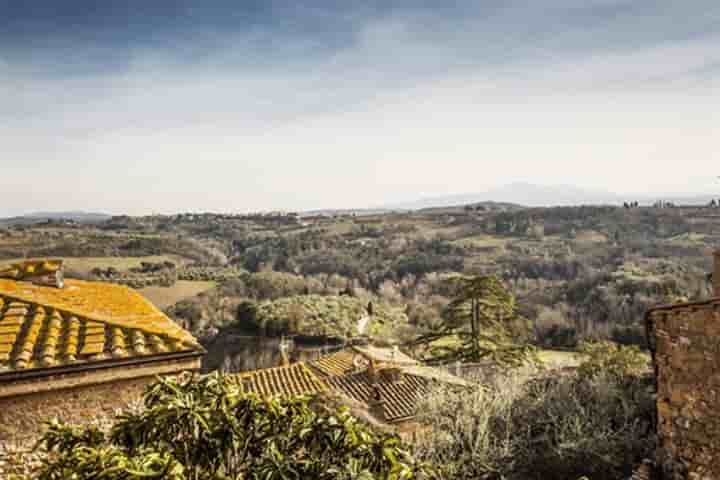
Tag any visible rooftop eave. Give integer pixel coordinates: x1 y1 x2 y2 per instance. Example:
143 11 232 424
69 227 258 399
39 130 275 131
0 348 204 385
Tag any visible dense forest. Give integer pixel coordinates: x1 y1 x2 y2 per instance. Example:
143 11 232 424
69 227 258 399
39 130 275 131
2 205 715 479
1 205 716 351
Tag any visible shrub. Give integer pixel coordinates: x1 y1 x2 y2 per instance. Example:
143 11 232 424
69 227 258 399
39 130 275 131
414 368 655 479
24 373 431 480
577 340 649 381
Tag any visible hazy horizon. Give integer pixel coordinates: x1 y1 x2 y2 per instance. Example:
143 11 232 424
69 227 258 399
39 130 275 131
2 1 719 216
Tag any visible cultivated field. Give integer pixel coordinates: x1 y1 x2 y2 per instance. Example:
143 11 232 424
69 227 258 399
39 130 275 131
139 280 216 309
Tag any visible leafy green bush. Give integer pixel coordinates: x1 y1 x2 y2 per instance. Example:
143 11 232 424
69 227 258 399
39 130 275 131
577 340 649 381
24 373 431 480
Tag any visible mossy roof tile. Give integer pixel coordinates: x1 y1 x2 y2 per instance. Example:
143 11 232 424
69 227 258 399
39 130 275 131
0 277 202 375
235 363 328 398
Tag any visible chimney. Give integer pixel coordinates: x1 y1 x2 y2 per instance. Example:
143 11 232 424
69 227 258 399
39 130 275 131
279 336 290 367
714 250 720 297
368 358 378 381
382 366 404 384
368 384 386 422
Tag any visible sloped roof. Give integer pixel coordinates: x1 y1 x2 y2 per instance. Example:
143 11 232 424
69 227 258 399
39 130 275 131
235 362 328 398
325 370 431 423
0 279 201 374
353 345 419 366
310 345 420 378
310 349 358 377
0 259 62 280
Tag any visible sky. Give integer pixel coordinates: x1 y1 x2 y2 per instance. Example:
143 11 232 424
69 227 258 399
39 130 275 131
1 1 719 216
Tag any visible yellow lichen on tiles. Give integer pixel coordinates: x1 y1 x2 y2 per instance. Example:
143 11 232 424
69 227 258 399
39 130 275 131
84 321 105 334
62 316 80 362
42 310 63 366
80 342 105 356
110 327 127 357
0 276 202 374
14 307 44 368
147 334 169 353
130 330 146 354
0 259 62 277
0 278 194 344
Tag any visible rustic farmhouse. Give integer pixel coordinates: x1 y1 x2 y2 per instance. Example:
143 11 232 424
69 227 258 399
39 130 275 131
0 260 204 443
643 251 720 480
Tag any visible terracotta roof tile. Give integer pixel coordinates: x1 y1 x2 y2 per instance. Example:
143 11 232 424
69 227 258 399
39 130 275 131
310 346 420 378
325 370 431 423
0 277 201 375
0 278 194 344
238 350 463 424
310 350 358 377
236 363 327 398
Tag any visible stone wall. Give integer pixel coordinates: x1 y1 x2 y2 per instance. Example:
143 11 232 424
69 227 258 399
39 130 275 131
0 355 201 445
647 300 720 480
0 375 153 446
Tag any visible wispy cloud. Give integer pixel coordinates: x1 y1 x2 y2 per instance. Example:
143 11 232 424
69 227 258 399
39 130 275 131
1 1 718 215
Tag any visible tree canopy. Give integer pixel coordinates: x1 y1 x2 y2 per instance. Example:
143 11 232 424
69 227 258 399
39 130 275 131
408 275 534 365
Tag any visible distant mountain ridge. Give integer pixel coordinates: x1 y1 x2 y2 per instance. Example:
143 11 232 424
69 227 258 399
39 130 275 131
0 211 112 225
384 183 719 210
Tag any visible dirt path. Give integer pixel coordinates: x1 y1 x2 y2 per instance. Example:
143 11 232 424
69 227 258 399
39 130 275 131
357 314 370 335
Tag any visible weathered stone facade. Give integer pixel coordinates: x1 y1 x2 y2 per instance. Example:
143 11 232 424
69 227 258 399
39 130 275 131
0 376 151 445
646 299 720 480
0 355 201 444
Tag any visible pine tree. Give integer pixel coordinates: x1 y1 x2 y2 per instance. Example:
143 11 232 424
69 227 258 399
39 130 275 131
408 275 534 365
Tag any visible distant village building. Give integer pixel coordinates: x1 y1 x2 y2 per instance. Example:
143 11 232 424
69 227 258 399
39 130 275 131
0 260 203 444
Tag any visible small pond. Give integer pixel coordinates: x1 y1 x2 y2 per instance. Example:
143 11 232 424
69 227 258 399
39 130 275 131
201 331 345 373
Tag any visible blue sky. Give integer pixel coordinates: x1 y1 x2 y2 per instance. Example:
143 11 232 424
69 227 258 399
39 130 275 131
1 1 719 215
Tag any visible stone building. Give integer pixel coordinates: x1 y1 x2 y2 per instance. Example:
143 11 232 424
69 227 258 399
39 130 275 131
0 260 203 444
644 251 720 480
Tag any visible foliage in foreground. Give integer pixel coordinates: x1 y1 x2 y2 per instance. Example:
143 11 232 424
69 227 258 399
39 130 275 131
21 373 430 480
413 342 655 479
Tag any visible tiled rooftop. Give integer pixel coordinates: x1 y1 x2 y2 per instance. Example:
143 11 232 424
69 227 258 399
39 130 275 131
308 346 466 423
325 371 431 423
0 259 62 280
310 350 359 377
235 363 328 398
0 279 195 343
310 345 420 378
0 277 200 374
